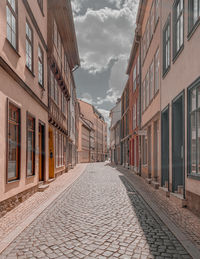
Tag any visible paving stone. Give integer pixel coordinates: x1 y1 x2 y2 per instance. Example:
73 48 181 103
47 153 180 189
0 163 192 259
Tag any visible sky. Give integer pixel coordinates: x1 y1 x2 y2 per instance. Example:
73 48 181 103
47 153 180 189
72 0 139 126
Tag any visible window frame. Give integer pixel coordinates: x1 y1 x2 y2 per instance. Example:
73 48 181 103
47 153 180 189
6 0 18 50
188 77 200 178
26 20 34 73
38 44 44 87
26 112 36 177
163 15 171 76
37 0 44 14
173 0 184 61
7 99 21 182
154 48 160 94
188 0 200 37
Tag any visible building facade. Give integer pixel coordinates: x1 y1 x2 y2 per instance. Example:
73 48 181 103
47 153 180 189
160 0 200 215
0 0 80 217
127 33 141 174
109 98 121 164
140 0 161 183
47 0 79 177
121 82 130 168
0 0 49 214
78 100 107 163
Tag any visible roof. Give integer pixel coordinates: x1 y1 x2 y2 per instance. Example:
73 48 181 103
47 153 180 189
48 0 80 70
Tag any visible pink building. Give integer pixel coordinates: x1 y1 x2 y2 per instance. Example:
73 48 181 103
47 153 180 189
160 0 200 215
0 0 49 216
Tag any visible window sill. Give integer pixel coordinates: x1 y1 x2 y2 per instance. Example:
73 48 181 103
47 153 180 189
188 18 200 41
173 45 184 64
26 66 35 77
6 39 20 58
26 174 35 178
7 178 20 184
188 173 200 181
162 65 171 79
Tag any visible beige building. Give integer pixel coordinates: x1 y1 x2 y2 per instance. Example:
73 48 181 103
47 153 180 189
47 0 79 178
0 0 49 215
0 0 80 216
160 0 200 215
78 100 107 163
140 0 161 183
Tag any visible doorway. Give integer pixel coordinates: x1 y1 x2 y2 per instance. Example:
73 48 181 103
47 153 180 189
161 107 169 188
49 127 54 179
147 126 151 178
38 122 45 182
172 93 184 193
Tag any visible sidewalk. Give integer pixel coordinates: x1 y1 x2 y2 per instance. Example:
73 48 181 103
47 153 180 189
114 164 200 257
0 163 87 254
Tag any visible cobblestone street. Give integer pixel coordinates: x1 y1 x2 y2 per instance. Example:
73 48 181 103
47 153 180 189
1 163 191 259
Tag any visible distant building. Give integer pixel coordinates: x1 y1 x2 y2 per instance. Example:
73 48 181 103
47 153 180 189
109 99 121 165
78 100 107 163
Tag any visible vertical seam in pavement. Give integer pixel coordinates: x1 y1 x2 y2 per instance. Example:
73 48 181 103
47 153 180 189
118 167 200 259
0 164 88 255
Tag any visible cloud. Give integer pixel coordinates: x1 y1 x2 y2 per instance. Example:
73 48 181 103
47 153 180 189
80 92 94 105
74 6 137 73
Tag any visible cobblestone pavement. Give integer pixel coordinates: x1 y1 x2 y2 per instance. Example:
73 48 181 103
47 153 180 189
1 163 191 258
115 165 200 253
0 164 87 252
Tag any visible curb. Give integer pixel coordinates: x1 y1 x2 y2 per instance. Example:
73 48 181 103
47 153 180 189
0 164 87 255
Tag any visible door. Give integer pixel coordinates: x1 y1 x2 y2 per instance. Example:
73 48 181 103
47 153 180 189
38 122 45 181
172 93 184 193
49 127 54 179
154 121 158 180
161 107 169 187
148 126 151 178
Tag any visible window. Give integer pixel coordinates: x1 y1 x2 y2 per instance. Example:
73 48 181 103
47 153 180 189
61 92 66 114
54 79 59 105
7 102 20 181
173 0 184 58
163 17 171 74
142 81 145 112
27 114 35 176
188 0 200 32
146 19 150 50
50 70 55 100
189 85 200 175
54 20 57 48
149 61 154 101
26 21 33 71
37 0 43 12
38 45 44 86
6 0 17 49
137 98 139 126
142 135 147 165
145 72 149 108
133 103 136 130
154 48 159 94
133 66 136 92
155 0 160 26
